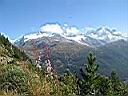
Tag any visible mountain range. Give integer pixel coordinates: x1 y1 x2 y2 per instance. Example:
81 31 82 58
14 23 127 47
13 23 128 80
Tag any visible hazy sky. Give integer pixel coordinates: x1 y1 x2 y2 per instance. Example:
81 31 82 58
0 0 128 39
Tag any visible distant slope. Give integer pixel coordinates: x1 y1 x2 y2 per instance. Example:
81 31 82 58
95 40 128 80
15 36 92 73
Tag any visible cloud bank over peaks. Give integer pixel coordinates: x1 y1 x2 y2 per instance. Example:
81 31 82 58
40 23 64 34
40 23 83 36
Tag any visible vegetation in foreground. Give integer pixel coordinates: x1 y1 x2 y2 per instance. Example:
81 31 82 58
0 34 128 96
0 53 128 96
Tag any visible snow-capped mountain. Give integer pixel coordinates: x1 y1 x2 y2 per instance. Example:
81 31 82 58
15 23 90 46
14 23 127 47
86 26 127 43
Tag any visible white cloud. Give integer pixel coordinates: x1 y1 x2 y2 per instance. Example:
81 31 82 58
65 27 81 35
85 27 95 31
40 23 64 34
64 23 68 27
122 32 128 37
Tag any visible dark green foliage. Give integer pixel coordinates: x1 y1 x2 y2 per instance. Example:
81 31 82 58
108 71 128 96
0 64 30 96
61 69 79 96
79 52 99 96
0 34 31 63
0 34 10 47
95 76 111 95
11 45 30 61
79 52 128 96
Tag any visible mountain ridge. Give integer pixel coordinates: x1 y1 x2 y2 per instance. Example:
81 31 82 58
14 23 128 47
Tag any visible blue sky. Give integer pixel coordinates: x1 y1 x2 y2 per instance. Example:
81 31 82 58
0 0 128 39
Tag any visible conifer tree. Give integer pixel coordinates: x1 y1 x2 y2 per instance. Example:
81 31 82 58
96 76 112 96
79 52 99 96
109 71 128 96
61 69 79 96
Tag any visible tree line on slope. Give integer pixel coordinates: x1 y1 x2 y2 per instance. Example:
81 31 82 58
0 33 31 62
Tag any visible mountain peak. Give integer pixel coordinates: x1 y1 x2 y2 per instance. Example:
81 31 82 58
14 23 127 47
96 26 112 34
86 26 126 43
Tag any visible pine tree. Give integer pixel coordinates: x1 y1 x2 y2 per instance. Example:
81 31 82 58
61 69 79 96
96 76 112 96
79 52 99 96
109 71 128 96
